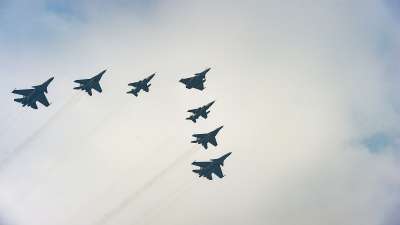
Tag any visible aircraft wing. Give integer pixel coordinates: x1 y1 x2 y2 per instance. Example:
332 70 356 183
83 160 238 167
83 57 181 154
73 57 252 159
37 93 50 107
213 166 224 178
93 82 102 93
192 161 211 168
192 133 205 138
30 101 38 109
205 171 213 180
128 81 140 87
200 111 208 119
12 89 34 96
188 108 199 113
74 79 90 84
193 82 204 90
209 137 218 147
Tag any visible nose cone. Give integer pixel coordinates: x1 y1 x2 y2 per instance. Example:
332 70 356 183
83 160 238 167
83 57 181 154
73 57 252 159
42 77 54 93
207 100 216 107
148 73 155 80
97 69 107 78
204 68 211 73
214 126 223 133
218 152 232 165
222 152 232 159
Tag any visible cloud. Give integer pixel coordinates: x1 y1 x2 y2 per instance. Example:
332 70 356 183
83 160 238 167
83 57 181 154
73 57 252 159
0 0 400 225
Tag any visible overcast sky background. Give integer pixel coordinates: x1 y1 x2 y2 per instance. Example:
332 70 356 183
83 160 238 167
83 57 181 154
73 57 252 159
1 0 400 225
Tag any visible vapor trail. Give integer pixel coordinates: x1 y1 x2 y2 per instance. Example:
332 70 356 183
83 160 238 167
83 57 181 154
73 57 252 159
29 93 174 179
91 147 199 225
0 94 82 171
22 100 146 200
0 113 19 139
64 130 178 225
138 180 196 225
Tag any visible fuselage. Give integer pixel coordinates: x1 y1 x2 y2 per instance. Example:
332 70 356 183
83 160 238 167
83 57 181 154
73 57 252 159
22 85 48 106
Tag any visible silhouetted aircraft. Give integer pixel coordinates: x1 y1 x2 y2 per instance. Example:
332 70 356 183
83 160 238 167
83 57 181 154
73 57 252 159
192 152 232 180
127 73 155 97
191 126 223 149
73 69 106 96
186 101 215 123
12 77 54 109
179 68 210 91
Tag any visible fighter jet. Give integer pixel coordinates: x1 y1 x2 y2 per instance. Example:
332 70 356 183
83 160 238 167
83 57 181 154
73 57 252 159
127 73 156 97
192 152 232 180
186 101 215 123
179 68 210 91
12 77 54 109
73 69 106 96
191 126 223 149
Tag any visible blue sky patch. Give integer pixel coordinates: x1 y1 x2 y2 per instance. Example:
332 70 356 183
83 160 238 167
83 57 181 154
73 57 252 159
45 1 85 21
363 133 393 153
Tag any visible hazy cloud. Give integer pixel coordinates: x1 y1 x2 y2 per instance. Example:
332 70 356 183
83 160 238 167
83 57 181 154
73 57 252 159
0 0 400 225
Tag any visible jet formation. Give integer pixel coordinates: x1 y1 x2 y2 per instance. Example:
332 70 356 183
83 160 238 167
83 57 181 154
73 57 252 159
192 152 232 180
179 68 210 91
12 77 54 109
191 126 223 150
73 69 106 96
11 67 232 180
127 73 155 97
186 101 215 123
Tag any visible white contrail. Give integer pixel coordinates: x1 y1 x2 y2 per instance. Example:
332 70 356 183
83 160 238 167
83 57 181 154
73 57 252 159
62 106 177 225
18 96 147 200
0 113 20 139
91 146 199 225
137 180 196 225
0 94 83 172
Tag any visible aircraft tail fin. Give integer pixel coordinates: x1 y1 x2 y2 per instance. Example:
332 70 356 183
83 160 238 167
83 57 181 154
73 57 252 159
209 136 218 147
186 116 196 123
127 89 139 97
179 78 191 88
192 169 202 177
30 102 38 109
86 89 93 96
14 98 24 103
143 84 150 92
200 111 208 119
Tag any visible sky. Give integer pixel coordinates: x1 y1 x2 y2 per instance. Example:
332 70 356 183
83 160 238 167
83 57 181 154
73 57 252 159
0 0 400 225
